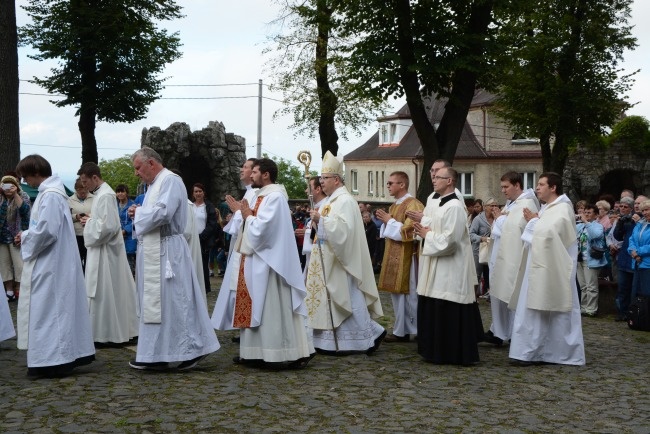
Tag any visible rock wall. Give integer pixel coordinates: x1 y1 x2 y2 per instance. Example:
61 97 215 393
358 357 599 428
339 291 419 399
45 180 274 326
564 141 650 202
140 121 246 205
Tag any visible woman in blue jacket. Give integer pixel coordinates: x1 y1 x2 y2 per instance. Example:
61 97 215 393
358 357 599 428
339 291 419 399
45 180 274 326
576 204 607 317
628 199 650 299
116 184 137 277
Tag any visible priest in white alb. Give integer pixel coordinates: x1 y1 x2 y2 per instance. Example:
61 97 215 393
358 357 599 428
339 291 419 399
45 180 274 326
128 147 219 371
305 151 385 355
212 158 258 332
77 162 138 344
509 172 585 366
232 158 314 368
414 167 483 366
485 171 539 346
16 155 95 377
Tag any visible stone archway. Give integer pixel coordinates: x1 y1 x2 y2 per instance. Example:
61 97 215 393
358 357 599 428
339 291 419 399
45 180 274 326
180 153 212 199
597 169 640 201
140 121 247 204
564 141 650 202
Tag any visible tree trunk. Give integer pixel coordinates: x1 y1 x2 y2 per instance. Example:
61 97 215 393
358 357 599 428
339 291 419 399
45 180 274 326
394 0 438 203
78 105 98 163
315 0 339 158
72 0 99 163
0 0 21 175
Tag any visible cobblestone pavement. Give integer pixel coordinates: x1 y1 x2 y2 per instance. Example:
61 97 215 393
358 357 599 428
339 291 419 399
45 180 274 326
2 276 649 433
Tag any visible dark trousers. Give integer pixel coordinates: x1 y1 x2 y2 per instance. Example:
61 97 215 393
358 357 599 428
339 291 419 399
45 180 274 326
616 269 634 319
76 235 87 273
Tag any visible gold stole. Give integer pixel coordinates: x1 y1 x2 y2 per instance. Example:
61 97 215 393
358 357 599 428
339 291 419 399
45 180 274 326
378 198 418 294
232 196 263 328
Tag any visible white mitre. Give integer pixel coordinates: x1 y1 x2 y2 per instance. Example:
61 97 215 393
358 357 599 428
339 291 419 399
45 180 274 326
321 150 344 177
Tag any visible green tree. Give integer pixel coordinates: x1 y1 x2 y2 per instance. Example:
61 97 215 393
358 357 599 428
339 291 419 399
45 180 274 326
339 0 498 202
266 154 317 200
494 0 636 173
607 115 650 154
98 155 140 197
20 0 183 163
265 0 387 158
0 0 20 176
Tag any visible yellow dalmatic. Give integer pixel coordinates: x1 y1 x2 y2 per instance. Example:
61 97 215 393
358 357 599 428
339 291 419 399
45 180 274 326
378 197 424 294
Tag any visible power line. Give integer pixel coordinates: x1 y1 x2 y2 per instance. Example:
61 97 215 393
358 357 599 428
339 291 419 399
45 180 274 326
20 79 271 88
19 92 290 104
21 142 135 151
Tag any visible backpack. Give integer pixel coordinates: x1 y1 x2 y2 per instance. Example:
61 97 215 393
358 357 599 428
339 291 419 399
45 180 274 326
627 296 650 331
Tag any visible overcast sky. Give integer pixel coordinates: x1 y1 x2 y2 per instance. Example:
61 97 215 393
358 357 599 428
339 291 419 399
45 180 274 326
15 0 650 185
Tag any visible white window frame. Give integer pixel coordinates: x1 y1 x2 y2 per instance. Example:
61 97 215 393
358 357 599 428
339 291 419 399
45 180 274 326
350 169 358 193
389 124 397 143
381 125 389 144
368 170 374 195
458 172 473 197
520 172 536 190
381 171 385 197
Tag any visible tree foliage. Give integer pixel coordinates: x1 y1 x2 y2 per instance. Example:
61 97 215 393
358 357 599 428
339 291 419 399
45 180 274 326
494 0 637 173
98 155 140 197
266 153 318 200
0 0 20 176
607 115 650 154
338 0 498 202
264 0 388 158
20 0 183 163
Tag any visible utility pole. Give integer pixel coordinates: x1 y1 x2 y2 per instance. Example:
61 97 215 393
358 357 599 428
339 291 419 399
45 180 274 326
256 79 262 158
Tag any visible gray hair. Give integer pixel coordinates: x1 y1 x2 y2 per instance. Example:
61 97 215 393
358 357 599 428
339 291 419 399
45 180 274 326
620 196 634 207
132 147 163 165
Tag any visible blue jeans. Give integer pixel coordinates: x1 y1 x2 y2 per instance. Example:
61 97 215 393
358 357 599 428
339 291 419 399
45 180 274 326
616 269 634 318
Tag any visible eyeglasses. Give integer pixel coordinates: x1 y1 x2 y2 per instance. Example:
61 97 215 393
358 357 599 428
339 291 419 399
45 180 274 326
320 176 335 180
433 176 450 181
386 181 402 186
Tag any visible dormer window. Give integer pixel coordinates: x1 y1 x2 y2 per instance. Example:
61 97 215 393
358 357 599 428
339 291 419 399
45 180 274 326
381 125 389 144
377 117 412 147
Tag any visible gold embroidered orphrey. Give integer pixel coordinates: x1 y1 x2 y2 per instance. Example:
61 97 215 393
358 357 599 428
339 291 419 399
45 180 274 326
378 197 424 295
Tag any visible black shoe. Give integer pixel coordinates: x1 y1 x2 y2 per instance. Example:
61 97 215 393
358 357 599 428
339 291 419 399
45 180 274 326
177 355 207 371
6 293 16 302
129 359 170 371
366 330 387 355
231 336 240 343
383 333 410 343
288 353 316 370
483 330 503 347
509 359 535 367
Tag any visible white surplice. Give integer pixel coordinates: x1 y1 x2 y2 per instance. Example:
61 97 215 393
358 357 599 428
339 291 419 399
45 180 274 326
509 195 585 365
237 184 313 362
488 189 538 341
18 176 95 367
212 185 257 330
83 182 138 343
184 199 206 301
133 170 219 363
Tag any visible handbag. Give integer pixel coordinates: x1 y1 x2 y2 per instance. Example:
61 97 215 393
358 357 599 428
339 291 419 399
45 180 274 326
627 296 650 331
478 238 491 264
589 244 606 260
